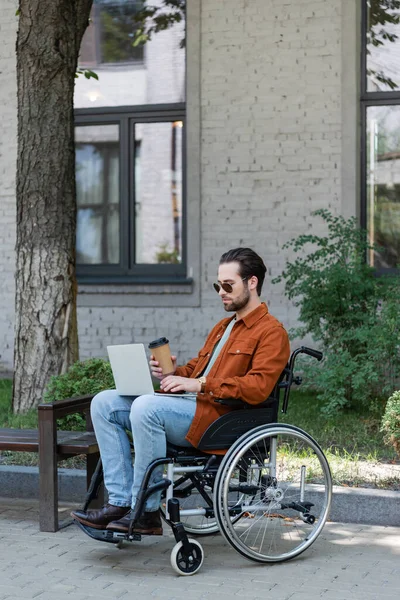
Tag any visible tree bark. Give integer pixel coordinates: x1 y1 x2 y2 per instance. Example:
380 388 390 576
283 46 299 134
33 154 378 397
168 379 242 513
13 0 93 412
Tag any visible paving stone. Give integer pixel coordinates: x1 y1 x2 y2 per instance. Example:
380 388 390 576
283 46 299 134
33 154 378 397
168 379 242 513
0 499 399 600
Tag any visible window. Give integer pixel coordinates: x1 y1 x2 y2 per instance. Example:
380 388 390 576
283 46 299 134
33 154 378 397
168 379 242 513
75 107 186 282
75 1 187 283
362 1 400 270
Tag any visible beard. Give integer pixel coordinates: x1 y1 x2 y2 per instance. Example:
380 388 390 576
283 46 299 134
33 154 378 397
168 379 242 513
222 286 251 312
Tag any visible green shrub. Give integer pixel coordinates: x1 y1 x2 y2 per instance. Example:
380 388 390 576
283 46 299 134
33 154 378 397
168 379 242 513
44 358 115 430
381 391 400 457
273 209 400 414
155 242 180 264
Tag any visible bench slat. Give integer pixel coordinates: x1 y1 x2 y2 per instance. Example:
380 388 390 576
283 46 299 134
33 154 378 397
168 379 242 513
0 428 98 455
0 428 39 452
57 431 98 454
0 428 38 439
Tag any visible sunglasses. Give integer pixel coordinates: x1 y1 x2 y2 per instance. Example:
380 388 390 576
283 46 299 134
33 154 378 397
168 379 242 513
213 277 248 294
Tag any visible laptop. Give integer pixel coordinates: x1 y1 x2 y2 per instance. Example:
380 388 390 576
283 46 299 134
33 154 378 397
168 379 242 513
107 343 195 398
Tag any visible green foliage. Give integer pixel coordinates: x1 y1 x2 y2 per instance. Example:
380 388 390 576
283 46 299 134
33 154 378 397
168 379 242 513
132 0 185 48
43 358 115 430
273 210 400 415
155 242 180 264
99 3 143 63
367 1 400 90
75 68 98 80
381 390 400 457
282 390 396 461
368 1 400 48
0 379 38 429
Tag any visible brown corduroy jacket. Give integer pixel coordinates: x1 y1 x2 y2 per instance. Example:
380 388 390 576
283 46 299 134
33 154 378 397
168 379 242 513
174 303 290 452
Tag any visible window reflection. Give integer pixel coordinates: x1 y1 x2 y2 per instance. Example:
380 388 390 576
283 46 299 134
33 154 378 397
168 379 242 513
79 0 144 66
367 1 400 91
75 125 120 264
367 106 400 268
135 121 183 264
75 0 185 108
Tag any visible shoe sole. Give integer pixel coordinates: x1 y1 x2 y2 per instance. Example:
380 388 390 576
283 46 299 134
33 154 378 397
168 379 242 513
132 527 163 536
71 512 126 530
106 524 163 535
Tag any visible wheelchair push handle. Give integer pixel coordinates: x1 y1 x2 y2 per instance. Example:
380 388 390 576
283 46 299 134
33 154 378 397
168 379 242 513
281 345 323 414
300 346 323 361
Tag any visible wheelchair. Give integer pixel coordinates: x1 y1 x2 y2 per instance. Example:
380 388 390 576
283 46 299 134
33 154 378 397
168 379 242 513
76 346 332 576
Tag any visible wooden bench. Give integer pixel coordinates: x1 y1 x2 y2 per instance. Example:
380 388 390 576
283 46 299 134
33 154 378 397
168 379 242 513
0 394 103 532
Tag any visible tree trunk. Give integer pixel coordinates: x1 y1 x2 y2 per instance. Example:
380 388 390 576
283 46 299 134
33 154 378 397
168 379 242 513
13 0 93 413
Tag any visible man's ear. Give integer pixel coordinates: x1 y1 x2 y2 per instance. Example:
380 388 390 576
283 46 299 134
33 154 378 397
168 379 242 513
249 275 258 291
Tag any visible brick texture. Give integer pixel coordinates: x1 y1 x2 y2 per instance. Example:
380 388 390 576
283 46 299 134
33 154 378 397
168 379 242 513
0 0 345 373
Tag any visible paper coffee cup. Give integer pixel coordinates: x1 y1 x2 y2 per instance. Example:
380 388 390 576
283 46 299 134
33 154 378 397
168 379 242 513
148 337 174 376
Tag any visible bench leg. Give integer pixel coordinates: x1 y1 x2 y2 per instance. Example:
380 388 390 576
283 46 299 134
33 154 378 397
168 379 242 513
39 412 58 532
87 452 104 508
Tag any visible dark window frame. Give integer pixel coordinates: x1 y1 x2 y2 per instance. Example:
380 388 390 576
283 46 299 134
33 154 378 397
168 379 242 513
75 103 187 284
361 1 400 273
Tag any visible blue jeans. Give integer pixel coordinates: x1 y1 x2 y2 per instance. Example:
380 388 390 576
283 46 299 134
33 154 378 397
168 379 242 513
90 391 196 511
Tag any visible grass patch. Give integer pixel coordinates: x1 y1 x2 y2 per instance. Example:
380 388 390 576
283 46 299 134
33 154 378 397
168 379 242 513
0 381 398 487
0 379 38 429
280 390 396 462
280 391 400 489
0 379 84 469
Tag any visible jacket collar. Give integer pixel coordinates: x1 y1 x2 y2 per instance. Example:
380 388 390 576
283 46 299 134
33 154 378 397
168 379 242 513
221 302 269 330
241 302 269 328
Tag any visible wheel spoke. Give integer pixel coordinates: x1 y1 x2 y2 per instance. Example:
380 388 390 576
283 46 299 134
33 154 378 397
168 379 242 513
214 425 332 563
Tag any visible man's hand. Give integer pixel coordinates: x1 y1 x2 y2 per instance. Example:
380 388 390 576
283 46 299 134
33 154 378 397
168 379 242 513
160 375 201 394
150 354 177 380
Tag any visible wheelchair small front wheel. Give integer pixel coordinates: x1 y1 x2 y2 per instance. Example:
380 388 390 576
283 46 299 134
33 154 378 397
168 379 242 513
170 539 204 576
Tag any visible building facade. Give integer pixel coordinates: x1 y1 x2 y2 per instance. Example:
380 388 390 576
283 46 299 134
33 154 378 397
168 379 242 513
0 0 398 375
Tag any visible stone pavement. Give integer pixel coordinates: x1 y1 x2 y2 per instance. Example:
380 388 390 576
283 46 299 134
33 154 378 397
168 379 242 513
0 498 399 600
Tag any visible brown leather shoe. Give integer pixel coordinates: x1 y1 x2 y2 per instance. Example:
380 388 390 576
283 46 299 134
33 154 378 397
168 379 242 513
107 509 163 535
71 504 130 530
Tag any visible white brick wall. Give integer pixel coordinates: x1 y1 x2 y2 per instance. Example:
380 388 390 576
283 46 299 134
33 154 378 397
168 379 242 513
0 0 351 373
199 0 342 327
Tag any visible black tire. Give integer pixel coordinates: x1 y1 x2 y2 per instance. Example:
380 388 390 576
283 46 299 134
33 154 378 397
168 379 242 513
214 424 332 563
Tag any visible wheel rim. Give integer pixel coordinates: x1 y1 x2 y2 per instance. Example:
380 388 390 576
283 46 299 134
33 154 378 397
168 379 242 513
171 540 204 575
176 545 202 573
214 425 332 563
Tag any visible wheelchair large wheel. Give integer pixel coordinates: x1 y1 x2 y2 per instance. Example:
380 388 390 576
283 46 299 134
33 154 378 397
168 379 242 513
214 424 332 563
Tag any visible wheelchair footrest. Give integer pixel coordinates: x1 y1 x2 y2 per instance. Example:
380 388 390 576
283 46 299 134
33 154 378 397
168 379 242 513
75 521 142 544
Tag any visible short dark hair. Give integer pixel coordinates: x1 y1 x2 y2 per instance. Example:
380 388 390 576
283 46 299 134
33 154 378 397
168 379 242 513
219 248 267 296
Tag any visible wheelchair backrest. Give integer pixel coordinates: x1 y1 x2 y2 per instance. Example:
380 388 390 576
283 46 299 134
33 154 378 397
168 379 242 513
197 346 322 451
197 400 279 450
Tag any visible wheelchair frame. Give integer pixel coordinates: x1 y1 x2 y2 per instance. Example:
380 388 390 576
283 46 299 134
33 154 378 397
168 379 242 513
75 346 332 575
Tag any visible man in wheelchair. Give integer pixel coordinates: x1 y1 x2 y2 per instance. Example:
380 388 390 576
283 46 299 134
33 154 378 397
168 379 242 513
71 247 290 536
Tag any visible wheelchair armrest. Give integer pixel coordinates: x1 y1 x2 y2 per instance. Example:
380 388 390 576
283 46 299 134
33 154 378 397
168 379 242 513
213 397 249 408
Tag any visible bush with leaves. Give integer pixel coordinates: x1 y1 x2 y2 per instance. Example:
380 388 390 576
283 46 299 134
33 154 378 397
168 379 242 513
273 209 400 414
44 358 115 430
381 391 400 457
